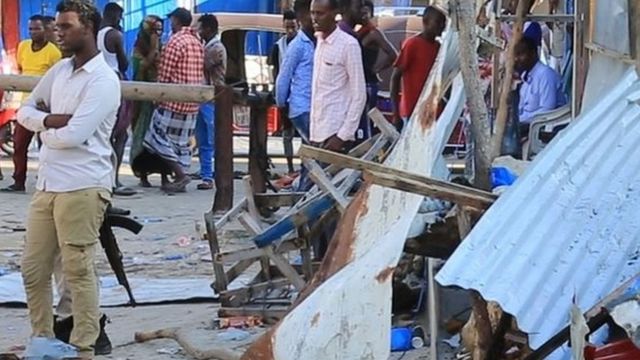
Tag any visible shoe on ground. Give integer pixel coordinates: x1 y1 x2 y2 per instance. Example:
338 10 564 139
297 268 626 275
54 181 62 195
196 180 214 190
53 314 112 355
0 184 26 193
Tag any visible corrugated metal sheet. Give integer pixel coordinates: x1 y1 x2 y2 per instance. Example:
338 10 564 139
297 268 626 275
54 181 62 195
436 68 640 350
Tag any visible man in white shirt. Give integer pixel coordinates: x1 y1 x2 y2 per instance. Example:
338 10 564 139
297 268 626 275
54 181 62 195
310 0 366 153
17 1 120 357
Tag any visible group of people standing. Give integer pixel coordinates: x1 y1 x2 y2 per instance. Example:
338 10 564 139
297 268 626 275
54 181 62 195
2 4 227 195
273 0 446 189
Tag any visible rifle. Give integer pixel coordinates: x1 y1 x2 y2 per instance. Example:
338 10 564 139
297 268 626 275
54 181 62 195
99 212 143 306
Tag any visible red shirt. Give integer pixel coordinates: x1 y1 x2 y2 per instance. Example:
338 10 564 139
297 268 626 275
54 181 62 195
394 35 440 118
158 27 204 114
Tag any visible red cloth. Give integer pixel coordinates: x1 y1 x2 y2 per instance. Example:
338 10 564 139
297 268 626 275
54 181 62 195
157 27 204 114
11 122 34 187
394 35 440 118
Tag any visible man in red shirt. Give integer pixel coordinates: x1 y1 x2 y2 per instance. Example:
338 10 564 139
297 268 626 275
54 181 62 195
390 6 446 128
143 8 204 193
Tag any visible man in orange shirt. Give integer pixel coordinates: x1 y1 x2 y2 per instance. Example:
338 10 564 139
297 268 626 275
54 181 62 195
2 15 61 193
390 6 445 129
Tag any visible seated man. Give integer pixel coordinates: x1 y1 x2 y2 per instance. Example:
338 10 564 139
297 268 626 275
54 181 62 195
514 37 567 139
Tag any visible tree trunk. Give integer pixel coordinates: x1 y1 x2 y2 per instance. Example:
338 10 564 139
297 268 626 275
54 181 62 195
491 0 531 158
451 0 493 191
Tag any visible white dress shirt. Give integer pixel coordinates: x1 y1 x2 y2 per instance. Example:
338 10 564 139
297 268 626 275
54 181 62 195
310 27 366 143
17 53 121 192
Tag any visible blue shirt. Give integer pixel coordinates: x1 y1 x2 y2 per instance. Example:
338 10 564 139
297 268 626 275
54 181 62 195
275 31 315 118
518 61 567 123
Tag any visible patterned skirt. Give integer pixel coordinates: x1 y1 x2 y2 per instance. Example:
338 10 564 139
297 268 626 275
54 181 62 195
143 107 197 170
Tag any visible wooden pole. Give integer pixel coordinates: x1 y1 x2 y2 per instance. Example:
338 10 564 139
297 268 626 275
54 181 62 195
0 74 215 103
248 95 269 198
213 85 234 212
490 0 530 159
451 0 494 190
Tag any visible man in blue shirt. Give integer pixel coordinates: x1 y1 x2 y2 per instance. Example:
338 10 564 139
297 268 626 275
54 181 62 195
275 0 315 143
515 37 566 138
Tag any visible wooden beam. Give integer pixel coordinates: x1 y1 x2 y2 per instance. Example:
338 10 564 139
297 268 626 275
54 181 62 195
299 145 496 208
265 247 306 290
584 42 635 64
254 192 306 208
0 74 215 103
302 158 349 211
204 211 229 293
365 170 495 209
242 176 263 223
238 212 264 236
368 109 400 142
216 239 303 264
324 134 381 175
220 278 291 301
214 198 248 229
213 84 234 212
215 258 256 292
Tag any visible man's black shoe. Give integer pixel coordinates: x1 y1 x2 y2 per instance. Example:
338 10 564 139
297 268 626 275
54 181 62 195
53 314 112 355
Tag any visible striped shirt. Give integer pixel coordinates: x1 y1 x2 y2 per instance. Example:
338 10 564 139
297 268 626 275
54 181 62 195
310 27 366 143
158 27 204 114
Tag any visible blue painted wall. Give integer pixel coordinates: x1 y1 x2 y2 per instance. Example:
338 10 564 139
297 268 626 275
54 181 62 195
18 0 279 72
19 0 111 41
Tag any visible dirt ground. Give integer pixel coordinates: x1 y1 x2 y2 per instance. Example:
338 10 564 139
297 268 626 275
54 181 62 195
0 154 458 359
0 155 267 358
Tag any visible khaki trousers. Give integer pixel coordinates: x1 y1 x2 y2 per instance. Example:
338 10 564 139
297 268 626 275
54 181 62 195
54 252 100 319
21 188 110 358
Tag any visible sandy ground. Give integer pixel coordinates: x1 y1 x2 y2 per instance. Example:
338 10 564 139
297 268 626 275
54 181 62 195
0 152 460 359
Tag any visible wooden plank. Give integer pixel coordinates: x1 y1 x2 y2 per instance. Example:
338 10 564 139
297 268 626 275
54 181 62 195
324 134 380 175
204 211 228 293
584 42 635 64
252 134 392 249
214 198 248 229
249 102 269 196
365 170 495 209
302 158 349 211
220 278 291 303
253 194 335 247
0 74 215 103
238 212 264 236
217 239 303 264
298 226 314 280
216 258 256 292
242 176 263 223
218 306 289 321
368 108 400 142
254 192 306 208
265 247 306 291
213 85 234 212
299 145 496 208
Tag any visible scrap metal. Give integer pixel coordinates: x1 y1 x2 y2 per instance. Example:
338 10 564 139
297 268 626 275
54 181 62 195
437 69 640 351
241 21 465 359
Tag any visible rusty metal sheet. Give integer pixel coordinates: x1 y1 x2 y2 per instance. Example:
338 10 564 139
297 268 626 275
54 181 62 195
241 27 464 359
